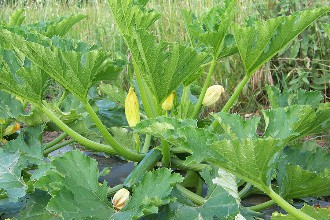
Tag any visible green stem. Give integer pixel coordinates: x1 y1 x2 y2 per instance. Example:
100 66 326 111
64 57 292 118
83 102 144 162
44 139 75 156
176 184 205 206
263 187 315 220
239 183 253 199
44 132 68 149
107 184 123 197
211 75 250 130
171 158 208 172
180 85 191 119
191 56 217 119
141 134 152 153
133 57 160 119
134 133 140 153
249 200 276 212
41 104 116 155
161 140 170 167
196 175 203 196
57 89 69 107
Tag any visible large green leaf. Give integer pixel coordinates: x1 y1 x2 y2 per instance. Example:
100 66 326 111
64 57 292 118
157 187 239 220
182 0 237 56
210 138 282 189
44 14 87 37
266 86 323 108
113 168 184 219
7 8 25 27
0 150 27 202
271 205 330 220
0 127 45 202
212 112 260 139
3 126 45 167
130 30 209 103
154 167 240 220
277 146 330 199
262 105 330 142
0 91 26 121
234 7 330 75
0 30 119 102
109 0 209 103
16 190 63 220
34 151 115 219
0 49 49 106
135 117 221 164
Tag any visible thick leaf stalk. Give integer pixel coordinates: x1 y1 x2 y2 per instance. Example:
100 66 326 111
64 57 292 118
211 75 250 129
83 102 144 162
41 105 116 155
191 56 218 119
263 187 315 220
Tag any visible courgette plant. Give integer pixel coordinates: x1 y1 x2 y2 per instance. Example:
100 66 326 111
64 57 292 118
0 1 329 219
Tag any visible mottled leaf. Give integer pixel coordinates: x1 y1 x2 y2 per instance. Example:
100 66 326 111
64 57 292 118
35 151 115 219
113 168 184 219
271 205 330 220
234 7 330 75
212 112 260 139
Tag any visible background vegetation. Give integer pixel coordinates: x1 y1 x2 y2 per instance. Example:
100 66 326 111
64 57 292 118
1 0 329 113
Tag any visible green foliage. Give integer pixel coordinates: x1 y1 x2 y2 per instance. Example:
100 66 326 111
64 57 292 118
0 49 49 106
109 0 209 105
234 7 330 75
7 8 25 27
0 1 329 219
0 91 26 121
116 168 183 219
277 145 330 199
0 127 44 202
272 205 330 220
44 14 87 38
34 151 115 219
0 30 120 102
267 86 323 108
182 0 237 57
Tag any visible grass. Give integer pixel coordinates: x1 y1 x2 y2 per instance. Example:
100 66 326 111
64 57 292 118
0 0 329 113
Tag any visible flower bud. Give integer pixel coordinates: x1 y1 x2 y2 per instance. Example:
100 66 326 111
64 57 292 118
202 85 224 106
125 87 140 127
112 188 130 211
161 92 175 111
3 123 20 136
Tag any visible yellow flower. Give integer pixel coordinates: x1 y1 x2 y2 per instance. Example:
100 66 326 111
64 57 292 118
162 92 175 111
3 123 20 136
202 85 224 106
112 188 130 211
125 87 140 127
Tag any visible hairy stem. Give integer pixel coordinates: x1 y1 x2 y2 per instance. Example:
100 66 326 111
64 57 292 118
249 200 276 212
263 187 315 220
161 140 170 167
176 184 205 206
191 56 218 119
180 85 191 119
134 133 141 153
171 158 208 172
239 183 253 199
41 104 116 155
44 139 75 156
196 175 204 196
211 75 250 130
83 102 144 162
141 134 152 153
107 184 124 197
57 89 69 107
44 132 68 149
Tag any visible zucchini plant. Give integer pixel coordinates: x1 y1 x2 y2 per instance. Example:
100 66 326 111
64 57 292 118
0 1 329 219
